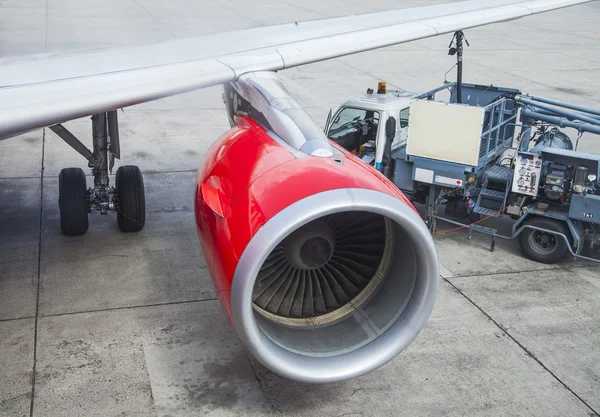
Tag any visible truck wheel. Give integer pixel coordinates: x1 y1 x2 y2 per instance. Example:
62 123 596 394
116 165 146 233
518 217 571 264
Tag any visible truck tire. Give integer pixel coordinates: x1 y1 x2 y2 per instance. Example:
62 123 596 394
518 217 571 264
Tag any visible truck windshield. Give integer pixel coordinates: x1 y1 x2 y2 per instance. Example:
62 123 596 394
329 107 379 132
327 107 380 153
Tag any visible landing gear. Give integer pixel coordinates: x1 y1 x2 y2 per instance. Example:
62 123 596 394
58 168 89 236
518 217 571 264
51 111 145 235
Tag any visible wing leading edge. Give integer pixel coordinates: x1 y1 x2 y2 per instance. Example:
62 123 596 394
0 0 592 140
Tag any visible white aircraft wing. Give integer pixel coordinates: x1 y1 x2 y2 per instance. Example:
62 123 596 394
0 0 592 140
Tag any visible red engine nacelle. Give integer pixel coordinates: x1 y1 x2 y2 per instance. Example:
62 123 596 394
195 116 439 383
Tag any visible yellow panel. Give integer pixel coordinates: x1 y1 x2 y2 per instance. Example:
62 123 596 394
406 100 485 167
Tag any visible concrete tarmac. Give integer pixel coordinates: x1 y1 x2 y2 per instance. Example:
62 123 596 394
1 0 600 416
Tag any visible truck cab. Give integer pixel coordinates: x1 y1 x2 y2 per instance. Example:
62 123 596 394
325 85 414 175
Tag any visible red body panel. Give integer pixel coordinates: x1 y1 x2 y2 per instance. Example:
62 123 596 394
194 117 413 322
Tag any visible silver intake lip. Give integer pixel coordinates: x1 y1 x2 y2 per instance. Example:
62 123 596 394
230 188 440 383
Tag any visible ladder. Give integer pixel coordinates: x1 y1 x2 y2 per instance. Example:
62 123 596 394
474 165 511 217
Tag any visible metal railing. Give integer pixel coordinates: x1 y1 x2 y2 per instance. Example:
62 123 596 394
433 214 600 264
478 98 518 169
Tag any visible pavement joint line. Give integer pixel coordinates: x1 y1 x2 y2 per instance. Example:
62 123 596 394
242 347 274 409
442 277 600 417
336 60 405 91
509 20 600 42
0 176 42 180
131 0 177 38
29 127 46 417
37 297 219 320
445 262 600 281
277 0 330 18
534 47 600 66
463 34 600 68
0 316 36 323
218 4 264 27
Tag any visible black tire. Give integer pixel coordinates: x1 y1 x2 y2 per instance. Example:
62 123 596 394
518 217 571 264
58 168 89 236
116 165 145 233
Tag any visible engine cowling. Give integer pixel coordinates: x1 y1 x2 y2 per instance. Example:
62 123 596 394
195 116 439 383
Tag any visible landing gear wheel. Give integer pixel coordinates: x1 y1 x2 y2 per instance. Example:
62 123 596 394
518 217 571 264
116 165 146 233
58 168 89 236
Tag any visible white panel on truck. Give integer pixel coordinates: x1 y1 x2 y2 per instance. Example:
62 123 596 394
406 100 485 167
511 152 542 196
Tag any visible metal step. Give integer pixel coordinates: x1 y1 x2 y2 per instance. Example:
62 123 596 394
474 165 511 217
474 206 504 216
474 184 508 216
471 223 498 235
479 188 505 200
485 165 511 181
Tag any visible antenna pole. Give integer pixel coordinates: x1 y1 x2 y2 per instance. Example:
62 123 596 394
456 30 464 104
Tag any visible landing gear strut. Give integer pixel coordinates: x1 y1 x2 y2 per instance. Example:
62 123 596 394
50 111 145 235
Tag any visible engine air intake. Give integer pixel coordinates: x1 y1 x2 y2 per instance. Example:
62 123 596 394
253 212 391 326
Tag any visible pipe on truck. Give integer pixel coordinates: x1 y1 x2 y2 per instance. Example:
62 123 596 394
525 95 600 117
521 107 600 135
517 97 600 126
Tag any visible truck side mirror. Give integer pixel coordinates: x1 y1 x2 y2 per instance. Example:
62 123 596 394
386 117 397 139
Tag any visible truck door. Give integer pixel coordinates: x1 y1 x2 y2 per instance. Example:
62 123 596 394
393 107 410 149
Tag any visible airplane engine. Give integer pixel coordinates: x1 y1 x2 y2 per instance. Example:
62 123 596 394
195 114 440 383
